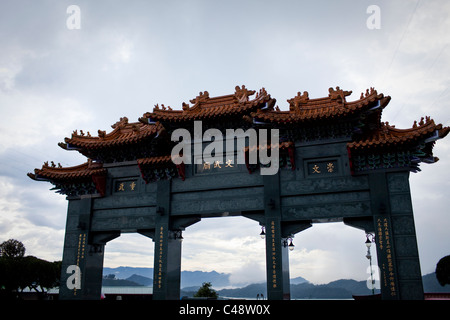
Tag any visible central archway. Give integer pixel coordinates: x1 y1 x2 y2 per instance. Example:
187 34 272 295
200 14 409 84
103 233 154 272
181 216 266 294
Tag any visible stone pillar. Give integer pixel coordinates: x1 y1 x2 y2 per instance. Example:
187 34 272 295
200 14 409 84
369 172 424 300
386 172 424 300
152 180 183 300
264 174 290 300
59 198 106 300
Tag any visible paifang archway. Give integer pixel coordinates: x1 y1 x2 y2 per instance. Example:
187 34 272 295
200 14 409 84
28 85 449 300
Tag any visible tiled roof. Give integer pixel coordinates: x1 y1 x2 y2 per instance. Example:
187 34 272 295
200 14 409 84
139 85 275 123
60 117 163 151
137 155 173 166
27 160 105 182
249 87 390 124
348 117 450 150
27 85 449 188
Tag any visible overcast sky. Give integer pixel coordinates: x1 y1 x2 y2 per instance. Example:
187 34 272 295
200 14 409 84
1 0 449 286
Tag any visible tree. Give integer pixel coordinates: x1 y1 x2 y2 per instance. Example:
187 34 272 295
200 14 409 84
436 255 450 286
0 239 25 258
194 282 218 299
0 239 61 299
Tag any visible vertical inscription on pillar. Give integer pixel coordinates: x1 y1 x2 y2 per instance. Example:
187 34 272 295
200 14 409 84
270 220 277 289
157 226 164 289
73 233 86 296
376 218 397 297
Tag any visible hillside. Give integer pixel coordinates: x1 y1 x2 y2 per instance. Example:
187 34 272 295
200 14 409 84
103 267 231 288
103 267 450 299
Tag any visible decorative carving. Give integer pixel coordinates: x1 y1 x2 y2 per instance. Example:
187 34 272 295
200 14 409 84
255 87 267 99
189 91 210 105
285 202 371 220
360 87 377 99
182 102 190 111
328 86 352 103
287 91 309 110
98 130 106 138
234 85 255 102
111 117 128 129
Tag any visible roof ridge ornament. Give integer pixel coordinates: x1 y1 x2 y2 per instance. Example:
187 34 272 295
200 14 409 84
360 87 377 99
189 91 210 105
111 116 129 129
255 87 268 100
328 86 352 103
182 102 190 111
413 116 432 128
287 91 309 110
234 85 255 102
98 130 106 138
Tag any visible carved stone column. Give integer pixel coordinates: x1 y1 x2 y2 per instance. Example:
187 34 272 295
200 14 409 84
152 180 183 300
264 173 290 300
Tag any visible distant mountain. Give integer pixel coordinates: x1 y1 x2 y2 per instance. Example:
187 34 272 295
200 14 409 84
103 267 231 288
103 267 153 280
103 267 450 299
126 274 153 286
291 276 308 285
218 283 267 299
181 270 230 288
291 282 354 299
102 277 142 287
422 272 450 292
217 273 449 299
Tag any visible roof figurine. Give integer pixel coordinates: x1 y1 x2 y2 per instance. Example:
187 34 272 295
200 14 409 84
140 85 275 124
328 86 352 103
252 86 388 125
234 85 256 102
27 159 106 196
288 91 309 110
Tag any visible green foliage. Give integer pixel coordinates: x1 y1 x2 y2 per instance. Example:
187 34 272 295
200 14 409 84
194 282 218 299
0 240 61 299
0 239 26 258
436 255 450 286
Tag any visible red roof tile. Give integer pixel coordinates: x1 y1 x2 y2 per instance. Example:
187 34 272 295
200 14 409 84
348 117 450 150
137 155 173 166
139 86 275 123
250 87 390 124
27 85 449 186
28 160 105 182
61 117 163 151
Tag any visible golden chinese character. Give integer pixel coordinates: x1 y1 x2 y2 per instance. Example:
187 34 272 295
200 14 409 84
312 164 321 173
203 161 211 170
327 162 334 172
225 159 234 167
130 181 136 191
118 182 125 191
214 160 222 168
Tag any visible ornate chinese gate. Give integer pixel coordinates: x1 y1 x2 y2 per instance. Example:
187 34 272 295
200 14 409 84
29 85 448 300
